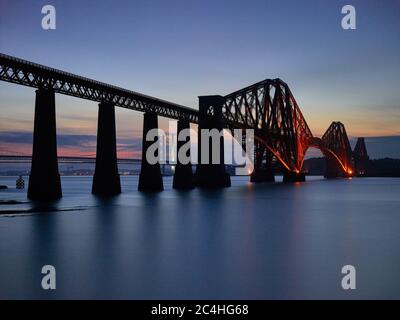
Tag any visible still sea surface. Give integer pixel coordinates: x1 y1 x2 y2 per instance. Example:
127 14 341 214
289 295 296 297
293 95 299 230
0 175 399 299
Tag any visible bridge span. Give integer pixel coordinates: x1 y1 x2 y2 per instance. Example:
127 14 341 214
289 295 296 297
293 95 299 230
0 53 366 200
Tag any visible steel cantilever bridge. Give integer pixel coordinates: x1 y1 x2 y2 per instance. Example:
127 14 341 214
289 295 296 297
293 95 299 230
0 53 362 200
223 79 354 181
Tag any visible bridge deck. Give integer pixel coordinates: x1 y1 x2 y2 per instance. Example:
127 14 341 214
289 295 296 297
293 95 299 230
0 53 199 123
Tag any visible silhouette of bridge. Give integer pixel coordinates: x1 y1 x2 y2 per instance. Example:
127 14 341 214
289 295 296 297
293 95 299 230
0 53 367 200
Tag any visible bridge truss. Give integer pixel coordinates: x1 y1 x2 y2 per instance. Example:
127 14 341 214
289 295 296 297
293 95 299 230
0 53 198 122
222 79 354 175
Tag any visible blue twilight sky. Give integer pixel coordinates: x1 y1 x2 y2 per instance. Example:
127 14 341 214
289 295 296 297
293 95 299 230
0 0 399 158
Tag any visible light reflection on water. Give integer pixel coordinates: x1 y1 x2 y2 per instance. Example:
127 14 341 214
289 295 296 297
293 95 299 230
0 175 400 299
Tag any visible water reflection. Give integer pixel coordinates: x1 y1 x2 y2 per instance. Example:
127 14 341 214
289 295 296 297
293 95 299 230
0 176 400 299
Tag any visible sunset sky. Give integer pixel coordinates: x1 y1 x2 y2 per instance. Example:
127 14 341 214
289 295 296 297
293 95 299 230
0 0 399 159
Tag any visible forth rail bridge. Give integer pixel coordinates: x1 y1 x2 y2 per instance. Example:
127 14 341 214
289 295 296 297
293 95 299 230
0 53 369 200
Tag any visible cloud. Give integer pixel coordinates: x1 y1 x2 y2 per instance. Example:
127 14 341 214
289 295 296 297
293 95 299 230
0 131 142 157
0 131 33 144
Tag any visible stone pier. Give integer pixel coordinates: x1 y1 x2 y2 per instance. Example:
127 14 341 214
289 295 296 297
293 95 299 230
195 95 230 188
92 102 121 196
138 112 164 192
28 88 62 200
173 119 194 189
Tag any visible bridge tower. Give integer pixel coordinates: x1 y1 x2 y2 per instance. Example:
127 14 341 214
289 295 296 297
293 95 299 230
28 88 62 200
195 95 231 188
353 137 370 176
322 122 354 178
92 102 121 196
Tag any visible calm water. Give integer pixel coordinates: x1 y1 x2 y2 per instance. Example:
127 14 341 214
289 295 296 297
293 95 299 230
0 175 399 299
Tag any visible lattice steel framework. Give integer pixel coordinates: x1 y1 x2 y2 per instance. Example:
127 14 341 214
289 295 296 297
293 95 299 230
0 53 198 122
353 137 369 175
353 137 369 161
223 78 313 172
222 79 353 174
320 122 353 173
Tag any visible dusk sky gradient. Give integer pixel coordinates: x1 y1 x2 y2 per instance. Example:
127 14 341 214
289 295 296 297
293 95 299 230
0 0 399 158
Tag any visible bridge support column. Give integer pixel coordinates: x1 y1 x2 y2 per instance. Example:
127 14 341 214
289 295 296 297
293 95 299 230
251 168 275 182
28 88 62 200
92 102 121 196
138 112 164 192
283 171 306 182
195 95 231 188
173 119 194 189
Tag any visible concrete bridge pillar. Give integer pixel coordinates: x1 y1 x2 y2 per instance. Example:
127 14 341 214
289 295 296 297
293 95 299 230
173 119 194 189
195 95 231 188
283 171 306 182
138 112 164 192
92 102 121 196
28 88 62 200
